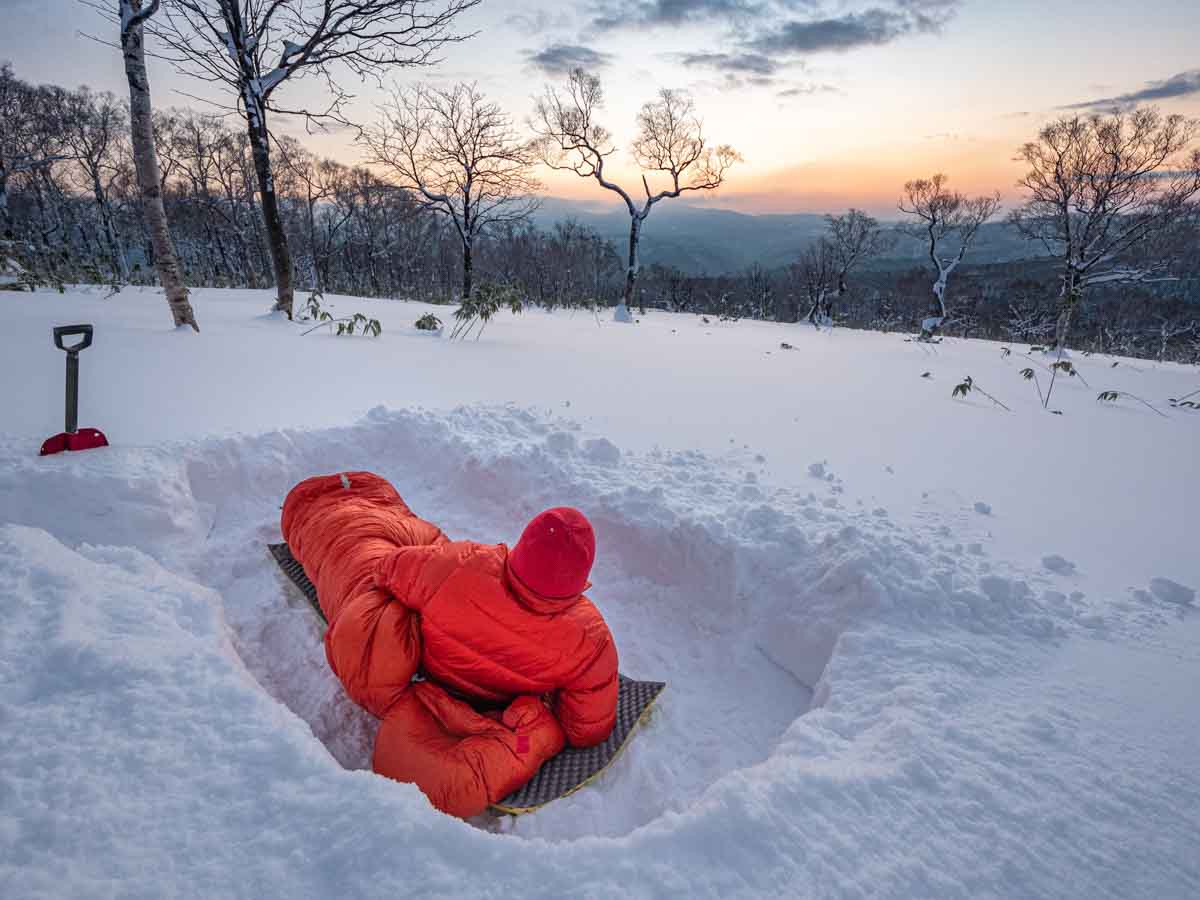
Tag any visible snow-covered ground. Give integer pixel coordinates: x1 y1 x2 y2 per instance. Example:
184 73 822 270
2 286 1198 898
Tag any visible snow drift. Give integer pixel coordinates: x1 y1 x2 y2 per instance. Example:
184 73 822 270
2 288 1198 898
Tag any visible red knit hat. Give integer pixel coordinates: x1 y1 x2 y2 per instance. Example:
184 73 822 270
508 507 596 600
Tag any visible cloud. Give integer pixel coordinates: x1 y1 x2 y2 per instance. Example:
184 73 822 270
590 0 957 45
893 0 960 32
777 83 840 99
505 10 573 35
524 44 616 76
749 9 908 54
678 52 780 76
649 2 959 86
1063 69 1200 110
749 1 957 56
590 0 767 32
711 73 779 92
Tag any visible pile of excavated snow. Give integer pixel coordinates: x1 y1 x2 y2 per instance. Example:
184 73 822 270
1 288 1198 897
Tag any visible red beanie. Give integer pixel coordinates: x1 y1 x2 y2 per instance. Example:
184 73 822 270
508 507 596 600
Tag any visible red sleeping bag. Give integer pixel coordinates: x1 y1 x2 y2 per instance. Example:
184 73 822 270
280 471 619 817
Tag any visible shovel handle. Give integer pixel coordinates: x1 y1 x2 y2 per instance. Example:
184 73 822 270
53 324 93 353
52 324 93 433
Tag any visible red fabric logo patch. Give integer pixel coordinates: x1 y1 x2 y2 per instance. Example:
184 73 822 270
516 735 530 754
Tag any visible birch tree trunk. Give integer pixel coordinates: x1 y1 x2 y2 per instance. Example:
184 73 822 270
0 158 10 237
462 236 473 301
617 215 641 322
121 0 198 331
246 114 295 317
807 289 825 327
1054 268 1083 350
91 173 127 282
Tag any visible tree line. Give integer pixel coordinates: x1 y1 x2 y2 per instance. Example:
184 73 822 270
1 0 1198 360
0 72 626 310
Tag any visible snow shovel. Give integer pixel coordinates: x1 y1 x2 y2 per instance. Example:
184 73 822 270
39 324 109 456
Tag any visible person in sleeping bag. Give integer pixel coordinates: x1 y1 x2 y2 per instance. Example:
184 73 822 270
280 471 619 817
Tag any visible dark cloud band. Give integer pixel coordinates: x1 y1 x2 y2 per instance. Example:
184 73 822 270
590 0 765 32
524 44 616 76
678 52 780 76
1064 69 1200 110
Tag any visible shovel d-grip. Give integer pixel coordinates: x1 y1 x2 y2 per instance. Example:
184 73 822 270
39 324 109 456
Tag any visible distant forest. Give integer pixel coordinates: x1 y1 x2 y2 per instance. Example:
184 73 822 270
2 46 1198 362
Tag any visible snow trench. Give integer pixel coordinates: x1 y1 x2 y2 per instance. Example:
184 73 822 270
0 405 1082 842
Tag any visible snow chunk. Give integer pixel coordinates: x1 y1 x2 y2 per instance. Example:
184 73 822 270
1042 555 1077 575
544 431 577 457
1148 577 1195 606
808 461 834 481
581 437 621 466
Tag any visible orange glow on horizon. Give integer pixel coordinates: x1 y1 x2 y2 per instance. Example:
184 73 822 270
537 135 1030 218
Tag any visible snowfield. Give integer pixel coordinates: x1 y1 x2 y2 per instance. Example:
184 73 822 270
2 287 1198 899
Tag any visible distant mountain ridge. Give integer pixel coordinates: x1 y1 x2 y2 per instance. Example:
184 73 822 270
532 197 1046 275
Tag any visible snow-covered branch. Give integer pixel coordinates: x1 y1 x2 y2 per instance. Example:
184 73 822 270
899 173 1001 338
1010 107 1200 348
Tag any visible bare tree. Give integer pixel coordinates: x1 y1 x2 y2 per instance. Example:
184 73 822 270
363 82 540 301
150 0 480 318
1010 108 1200 349
1005 296 1053 344
0 65 37 236
277 138 351 295
119 1 198 329
1154 315 1195 363
899 173 1000 339
60 88 130 282
797 238 834 327
0 66 69 239
823 208 890 324
533 69 740 322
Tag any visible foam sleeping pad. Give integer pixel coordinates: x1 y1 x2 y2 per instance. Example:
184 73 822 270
268 542 665 813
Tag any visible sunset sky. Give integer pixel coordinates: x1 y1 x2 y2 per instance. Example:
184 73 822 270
3 0 1199 217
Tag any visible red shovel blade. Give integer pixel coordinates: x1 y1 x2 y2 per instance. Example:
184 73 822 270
39 428 109 456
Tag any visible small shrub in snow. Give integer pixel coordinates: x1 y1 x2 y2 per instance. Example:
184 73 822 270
1050 358 1088 386
1036 352 1087 409
336 314 382 337
450 282 523 341
1019 367 1048 407
300 292 382 337
951 376 1010 411
1167 387 1200 410
1097 391 1167 417
415 313 443 332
